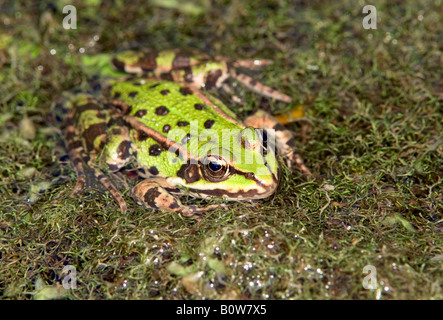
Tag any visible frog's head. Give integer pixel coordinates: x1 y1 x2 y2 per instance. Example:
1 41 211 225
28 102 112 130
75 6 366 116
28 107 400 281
168 127 279 200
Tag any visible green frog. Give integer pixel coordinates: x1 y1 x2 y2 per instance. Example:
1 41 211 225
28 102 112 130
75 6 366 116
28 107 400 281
63 49 310 219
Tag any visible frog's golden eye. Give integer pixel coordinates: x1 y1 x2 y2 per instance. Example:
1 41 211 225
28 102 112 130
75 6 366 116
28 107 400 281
201 155 231 182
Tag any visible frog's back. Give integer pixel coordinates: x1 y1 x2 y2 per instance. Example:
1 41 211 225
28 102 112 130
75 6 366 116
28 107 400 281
109 78 244 139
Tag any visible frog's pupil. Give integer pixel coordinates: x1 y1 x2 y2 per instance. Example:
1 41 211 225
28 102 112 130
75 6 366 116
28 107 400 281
262 131 268 142
209 161 222 172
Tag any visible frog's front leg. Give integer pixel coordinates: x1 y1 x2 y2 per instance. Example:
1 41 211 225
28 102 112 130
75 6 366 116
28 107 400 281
132 180 226 220
244 110 312 176
64 95 131 213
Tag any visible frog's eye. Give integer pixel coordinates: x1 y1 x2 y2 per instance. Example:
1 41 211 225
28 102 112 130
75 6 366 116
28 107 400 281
201 155 231 182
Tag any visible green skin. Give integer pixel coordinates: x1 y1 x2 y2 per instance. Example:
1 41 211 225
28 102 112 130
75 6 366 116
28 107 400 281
66 49 298 218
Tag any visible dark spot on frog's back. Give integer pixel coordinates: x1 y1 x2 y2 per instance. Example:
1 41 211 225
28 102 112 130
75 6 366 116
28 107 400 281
162 124 171 133
204 119 215 129
179 87 193 96
194 103 204 110
129 91 138 98
149 144 163 156
155 106 169 116
134 109 147 117
148 166 159 176
160 89 170 96
177 121 189 127
177 163 201 183
136 129 149 141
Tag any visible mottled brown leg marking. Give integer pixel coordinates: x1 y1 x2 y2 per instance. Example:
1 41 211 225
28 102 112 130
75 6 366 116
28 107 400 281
229 69 292 103
132 180 226 220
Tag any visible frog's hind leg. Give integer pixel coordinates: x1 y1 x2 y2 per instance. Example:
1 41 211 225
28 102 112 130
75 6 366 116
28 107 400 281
132 180 226 220
244 110 312 176
228 68 292 103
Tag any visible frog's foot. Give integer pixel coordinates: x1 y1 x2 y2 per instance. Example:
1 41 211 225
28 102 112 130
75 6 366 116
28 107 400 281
228 68 292 103
132 180 226 220
94 171 127 214
244 110 312 176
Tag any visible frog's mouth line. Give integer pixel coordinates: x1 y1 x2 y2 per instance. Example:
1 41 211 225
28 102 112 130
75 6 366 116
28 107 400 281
187 185 276 200
230 167 278 189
